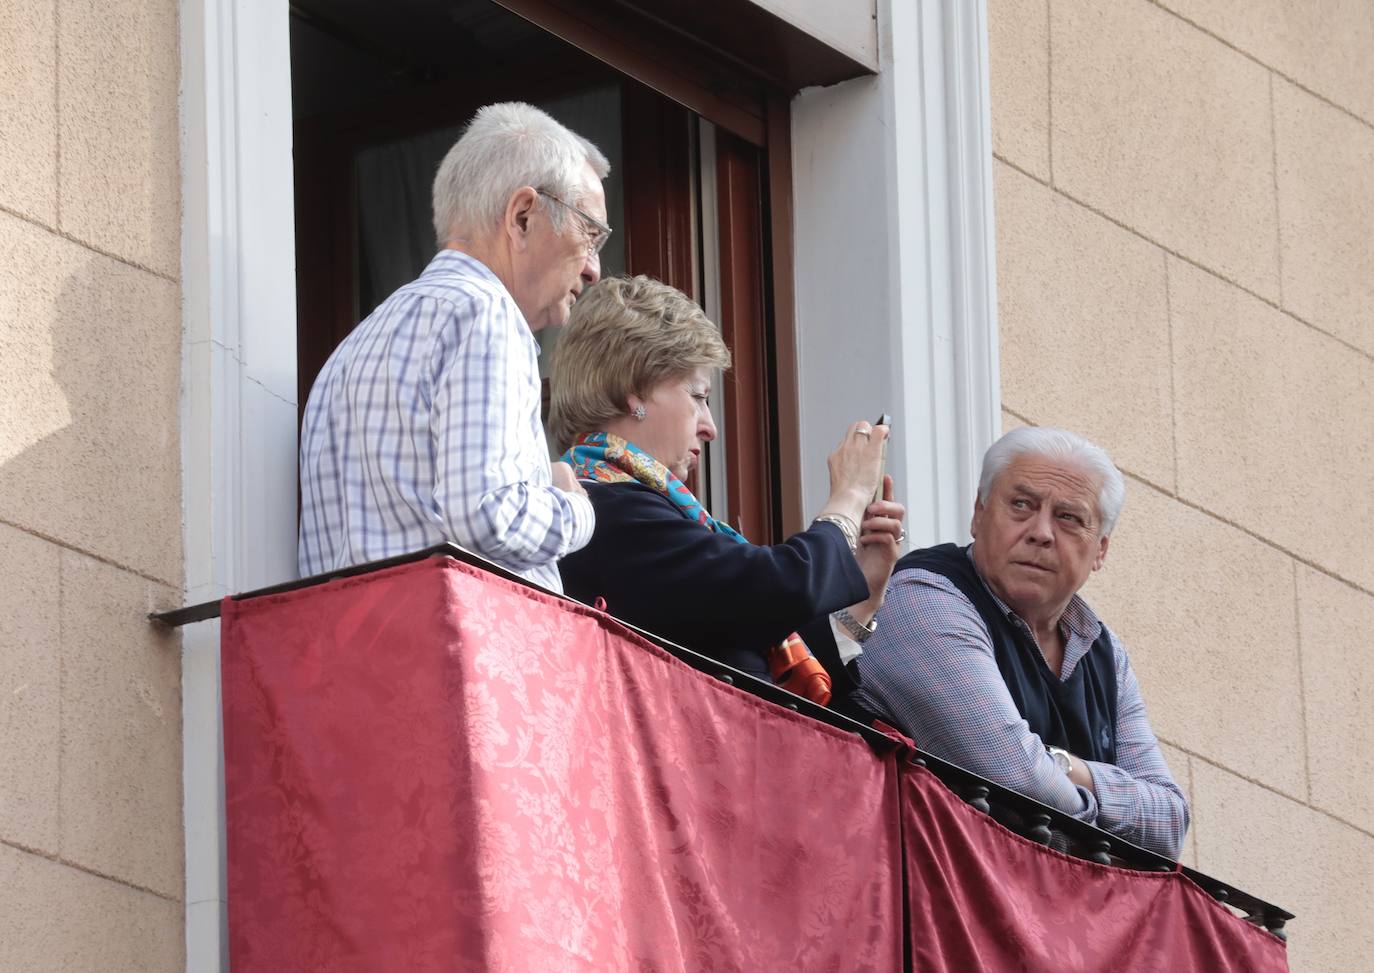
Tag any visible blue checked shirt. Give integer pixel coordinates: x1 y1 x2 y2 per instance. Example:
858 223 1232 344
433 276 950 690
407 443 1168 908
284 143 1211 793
852 552 1189 858
299 250 594 591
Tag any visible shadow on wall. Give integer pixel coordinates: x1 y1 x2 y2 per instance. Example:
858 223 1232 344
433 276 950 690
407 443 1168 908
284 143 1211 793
0 249 181 583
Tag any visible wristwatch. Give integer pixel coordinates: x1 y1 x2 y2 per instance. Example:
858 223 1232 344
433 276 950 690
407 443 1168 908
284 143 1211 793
1047 746 1074 775
833 607 877 643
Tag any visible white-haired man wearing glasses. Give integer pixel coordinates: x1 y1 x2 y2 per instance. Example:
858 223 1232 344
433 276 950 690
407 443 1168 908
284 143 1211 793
300 103 612 591
844 426 1189 858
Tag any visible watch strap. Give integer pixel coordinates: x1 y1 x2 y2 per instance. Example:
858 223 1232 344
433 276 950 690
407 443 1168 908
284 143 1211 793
834 607 877 643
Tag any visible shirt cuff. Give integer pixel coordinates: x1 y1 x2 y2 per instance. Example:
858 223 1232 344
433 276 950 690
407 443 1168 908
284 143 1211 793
1081 759 1136 834
828 614 865 664
562 490 596 553
1072 783 1099 822
1045 752 1097 821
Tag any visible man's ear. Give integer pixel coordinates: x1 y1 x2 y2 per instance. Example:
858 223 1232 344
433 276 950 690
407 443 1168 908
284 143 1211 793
1093 533 1110 571
970 496 985 540
504 187 540 251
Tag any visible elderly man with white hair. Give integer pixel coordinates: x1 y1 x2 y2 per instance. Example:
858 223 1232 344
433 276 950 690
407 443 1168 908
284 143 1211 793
300 103 610 591
845 426 1188 858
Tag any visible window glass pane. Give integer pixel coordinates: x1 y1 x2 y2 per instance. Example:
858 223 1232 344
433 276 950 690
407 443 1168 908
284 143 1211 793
353 84 625 342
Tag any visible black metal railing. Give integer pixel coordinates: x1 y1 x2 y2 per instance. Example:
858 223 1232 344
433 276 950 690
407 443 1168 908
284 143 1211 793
153 543 1293 940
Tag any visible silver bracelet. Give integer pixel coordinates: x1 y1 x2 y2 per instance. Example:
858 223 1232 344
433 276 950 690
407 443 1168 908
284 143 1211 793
813 513 859 554
834 607 877 643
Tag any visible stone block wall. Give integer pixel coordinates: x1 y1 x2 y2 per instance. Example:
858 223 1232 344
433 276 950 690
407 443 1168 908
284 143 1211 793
0 1 185 969
990 1 1374 969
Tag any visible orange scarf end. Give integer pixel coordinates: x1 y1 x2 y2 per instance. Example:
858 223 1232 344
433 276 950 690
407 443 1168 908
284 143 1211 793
769 633 833 707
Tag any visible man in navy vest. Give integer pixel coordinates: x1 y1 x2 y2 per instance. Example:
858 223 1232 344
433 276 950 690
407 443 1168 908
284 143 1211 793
845 426 1188 858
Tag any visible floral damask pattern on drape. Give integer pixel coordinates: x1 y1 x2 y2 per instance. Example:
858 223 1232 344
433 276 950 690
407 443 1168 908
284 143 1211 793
222 556 901 972
898 764 1288 972
222 555 1285 972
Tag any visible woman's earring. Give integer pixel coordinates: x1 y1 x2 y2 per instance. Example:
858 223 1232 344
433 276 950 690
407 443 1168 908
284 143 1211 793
631 406 646 421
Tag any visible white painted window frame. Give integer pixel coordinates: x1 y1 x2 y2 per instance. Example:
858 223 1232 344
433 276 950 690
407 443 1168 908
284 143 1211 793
790 0 1000 544
175 0 998 968
179 0 299 968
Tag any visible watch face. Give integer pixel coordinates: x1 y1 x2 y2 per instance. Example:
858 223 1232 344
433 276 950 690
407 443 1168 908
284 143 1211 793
1050 748 1072 774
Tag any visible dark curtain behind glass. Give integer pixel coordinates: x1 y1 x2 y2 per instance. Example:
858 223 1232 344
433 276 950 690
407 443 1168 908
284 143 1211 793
355 84 626 381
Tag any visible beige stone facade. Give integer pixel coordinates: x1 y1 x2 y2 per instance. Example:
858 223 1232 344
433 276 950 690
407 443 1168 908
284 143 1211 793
0 0 186 970
992 0 1374 968
3 0 1369 968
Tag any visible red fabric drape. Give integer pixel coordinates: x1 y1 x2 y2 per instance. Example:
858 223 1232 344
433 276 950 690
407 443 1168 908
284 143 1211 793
898 765 1288 972
222 556 901 972
221 554 1286 972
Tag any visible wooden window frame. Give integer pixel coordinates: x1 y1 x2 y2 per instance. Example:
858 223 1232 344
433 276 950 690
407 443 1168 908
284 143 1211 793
491 0 806 540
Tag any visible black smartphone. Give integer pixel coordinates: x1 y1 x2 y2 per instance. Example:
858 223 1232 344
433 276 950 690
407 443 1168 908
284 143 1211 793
874 413 892 504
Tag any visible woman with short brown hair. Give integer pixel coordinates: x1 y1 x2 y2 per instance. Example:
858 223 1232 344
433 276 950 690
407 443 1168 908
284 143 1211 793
551 276 906 704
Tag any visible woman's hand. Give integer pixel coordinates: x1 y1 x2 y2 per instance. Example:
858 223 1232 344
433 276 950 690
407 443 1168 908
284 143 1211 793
817 420 889 530
848 475 906 625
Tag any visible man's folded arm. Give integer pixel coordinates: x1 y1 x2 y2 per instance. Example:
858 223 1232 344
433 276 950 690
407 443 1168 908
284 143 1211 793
466 481 595 566
861 573 1101 823
1079 638 1190 859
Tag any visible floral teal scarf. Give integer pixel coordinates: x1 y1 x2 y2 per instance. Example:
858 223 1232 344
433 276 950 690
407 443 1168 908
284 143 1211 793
563 432 745 542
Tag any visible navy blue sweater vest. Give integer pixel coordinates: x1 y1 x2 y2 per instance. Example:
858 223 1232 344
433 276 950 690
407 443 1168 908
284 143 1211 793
895 544 1118 763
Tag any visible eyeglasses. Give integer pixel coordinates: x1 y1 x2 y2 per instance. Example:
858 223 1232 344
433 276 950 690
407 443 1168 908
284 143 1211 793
537 189 613 257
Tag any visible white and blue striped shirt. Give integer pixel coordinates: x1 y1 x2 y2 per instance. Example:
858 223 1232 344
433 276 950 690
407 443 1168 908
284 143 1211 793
299 250 594 591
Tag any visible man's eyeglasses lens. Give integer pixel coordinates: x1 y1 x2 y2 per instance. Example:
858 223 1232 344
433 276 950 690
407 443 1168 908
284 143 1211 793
538 190 611 256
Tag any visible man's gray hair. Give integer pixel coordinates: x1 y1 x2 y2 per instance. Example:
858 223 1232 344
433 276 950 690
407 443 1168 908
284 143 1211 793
431 102 610 247
978 426 1127 536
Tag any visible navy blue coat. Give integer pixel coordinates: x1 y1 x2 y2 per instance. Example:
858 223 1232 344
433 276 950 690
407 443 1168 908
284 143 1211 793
559 481 869 689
